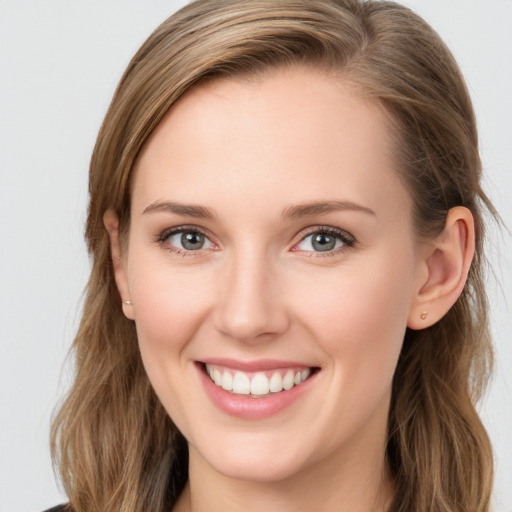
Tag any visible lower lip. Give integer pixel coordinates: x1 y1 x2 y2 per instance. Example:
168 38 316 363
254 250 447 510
196 363 317 420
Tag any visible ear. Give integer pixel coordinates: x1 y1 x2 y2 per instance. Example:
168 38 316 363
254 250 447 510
103 209 135 320
407 206 475 330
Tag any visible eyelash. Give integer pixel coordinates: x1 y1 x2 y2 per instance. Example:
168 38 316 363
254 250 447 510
156 225 355 258
157 225 214 257
293 226 355 257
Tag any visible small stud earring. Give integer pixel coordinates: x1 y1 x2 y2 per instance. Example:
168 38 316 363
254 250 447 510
420 311 428 320
124 300 132 306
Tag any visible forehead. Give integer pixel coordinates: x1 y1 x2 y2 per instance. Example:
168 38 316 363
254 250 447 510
131 66 410 224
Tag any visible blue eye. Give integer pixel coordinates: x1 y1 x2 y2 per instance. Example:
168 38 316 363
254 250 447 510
295 228 354 254
159 227 214 254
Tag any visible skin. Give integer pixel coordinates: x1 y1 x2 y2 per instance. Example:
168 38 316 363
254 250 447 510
105 66 475 512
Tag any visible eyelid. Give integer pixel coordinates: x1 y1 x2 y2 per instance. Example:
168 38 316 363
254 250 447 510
291 225 356 256
157 225 218 255
158 224 210 241
156 224 356 257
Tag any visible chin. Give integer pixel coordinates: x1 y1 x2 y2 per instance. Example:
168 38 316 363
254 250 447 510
189 429 315 484
211 453 306 484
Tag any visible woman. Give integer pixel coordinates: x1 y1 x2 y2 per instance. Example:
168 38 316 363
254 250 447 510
48 0 495 510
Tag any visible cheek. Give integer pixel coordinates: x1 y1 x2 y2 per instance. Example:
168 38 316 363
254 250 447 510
296 252 415 393
128 263 218 433
127 259 215 401
130 260 213 344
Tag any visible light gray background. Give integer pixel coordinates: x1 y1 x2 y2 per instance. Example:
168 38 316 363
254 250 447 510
1 1 510 511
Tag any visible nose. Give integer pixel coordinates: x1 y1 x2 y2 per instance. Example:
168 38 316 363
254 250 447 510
213 248 290 343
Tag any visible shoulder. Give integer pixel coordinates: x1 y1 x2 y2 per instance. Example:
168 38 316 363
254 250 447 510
42 506 69 512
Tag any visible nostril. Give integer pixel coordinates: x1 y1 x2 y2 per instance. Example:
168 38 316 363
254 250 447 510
213 306 290 344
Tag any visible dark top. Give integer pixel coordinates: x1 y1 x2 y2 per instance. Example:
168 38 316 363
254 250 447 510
42 506 68 512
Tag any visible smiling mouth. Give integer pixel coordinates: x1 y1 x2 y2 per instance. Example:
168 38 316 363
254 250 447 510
202 363 317 398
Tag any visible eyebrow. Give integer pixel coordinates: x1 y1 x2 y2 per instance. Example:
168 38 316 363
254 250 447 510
142 199 375 220
142 201 217 219
281 200 376 219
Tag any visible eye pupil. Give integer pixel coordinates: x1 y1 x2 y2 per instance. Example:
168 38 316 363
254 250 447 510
181 232 204 250
312 233 336 252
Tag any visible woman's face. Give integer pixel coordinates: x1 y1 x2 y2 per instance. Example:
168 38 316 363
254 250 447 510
117 67 426 482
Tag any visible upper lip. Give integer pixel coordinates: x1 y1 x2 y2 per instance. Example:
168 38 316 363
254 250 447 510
199 358 316 372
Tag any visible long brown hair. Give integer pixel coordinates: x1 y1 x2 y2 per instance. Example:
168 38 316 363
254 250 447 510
51 1 495 510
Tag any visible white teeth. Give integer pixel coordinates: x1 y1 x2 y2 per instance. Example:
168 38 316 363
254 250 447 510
283 370 294 390
301 368 311 381
205 364 313 397
221 371 233 391
250 373 270 395
232 371 251 394
269 372 283 392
